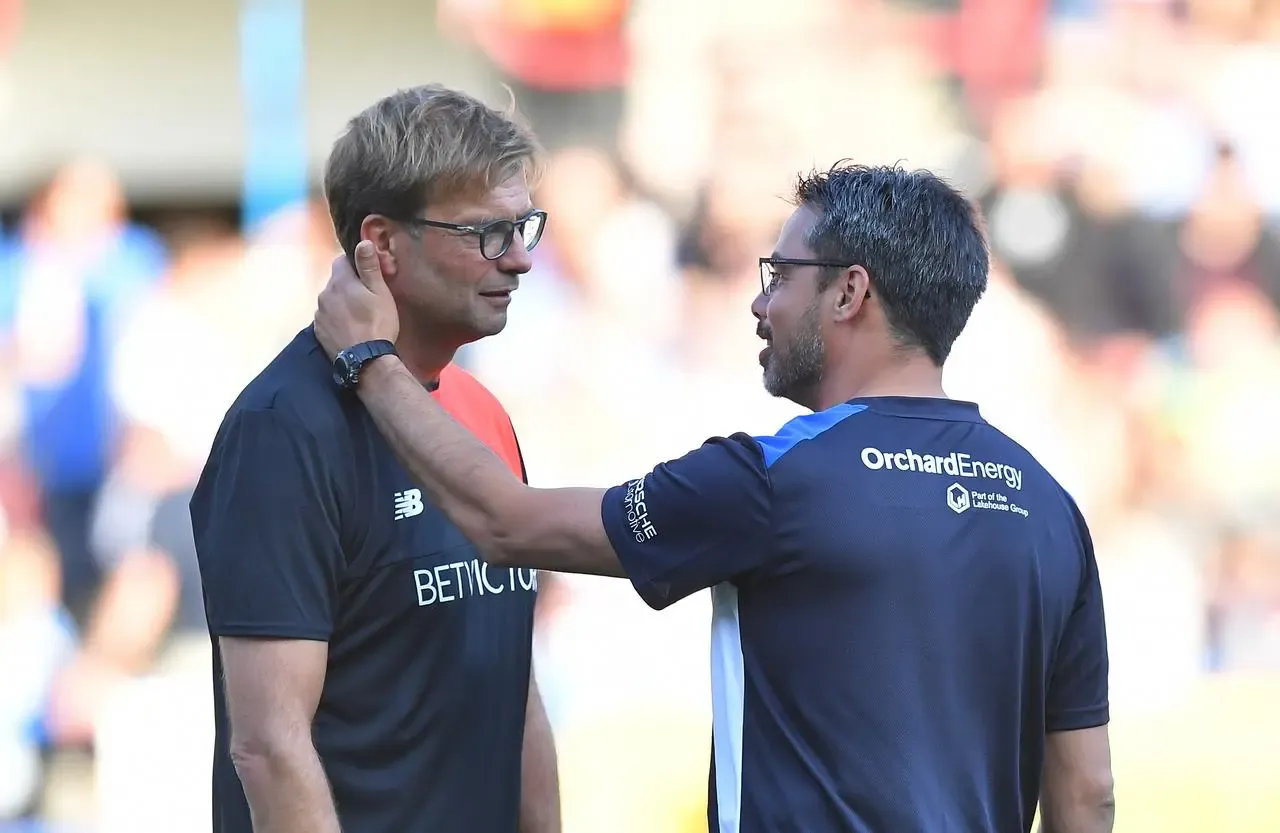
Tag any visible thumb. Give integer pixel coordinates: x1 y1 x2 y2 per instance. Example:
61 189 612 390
353 240 389 294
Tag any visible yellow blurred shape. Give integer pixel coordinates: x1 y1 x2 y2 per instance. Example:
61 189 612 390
1110 675 1280 833
558 708 710 833
555 676 1280 833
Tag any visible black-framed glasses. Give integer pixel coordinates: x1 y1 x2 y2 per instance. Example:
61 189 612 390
405 209 548 261
759 257 853 296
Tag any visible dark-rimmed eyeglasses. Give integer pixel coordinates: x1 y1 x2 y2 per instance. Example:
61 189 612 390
405 209 548 261
759 257 853 297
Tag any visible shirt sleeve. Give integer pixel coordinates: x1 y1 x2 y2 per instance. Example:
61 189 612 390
190 407 346 640
1045 503 1110 731
600 433 774 610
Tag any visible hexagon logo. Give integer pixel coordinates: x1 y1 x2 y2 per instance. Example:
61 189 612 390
947 483 971 514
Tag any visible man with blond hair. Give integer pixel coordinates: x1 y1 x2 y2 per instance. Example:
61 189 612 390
190 85 560 833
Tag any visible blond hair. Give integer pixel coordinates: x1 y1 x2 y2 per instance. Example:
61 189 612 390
323 84 543 256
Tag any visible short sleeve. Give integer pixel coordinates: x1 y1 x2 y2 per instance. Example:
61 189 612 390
600 433 774 610
1045 508 1110 732
190 408 345 640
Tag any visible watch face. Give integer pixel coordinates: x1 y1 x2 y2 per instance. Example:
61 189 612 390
332 352 354 388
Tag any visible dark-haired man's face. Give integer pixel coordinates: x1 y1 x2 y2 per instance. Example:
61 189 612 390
753 206 828 408
762 298 825 402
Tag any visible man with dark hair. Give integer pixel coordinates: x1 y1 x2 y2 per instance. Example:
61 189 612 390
757 163 988 402
314 162 1115 833
191 84 559 833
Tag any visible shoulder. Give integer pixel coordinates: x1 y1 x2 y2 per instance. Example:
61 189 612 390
195 392 349 530
978 420 1080 503
972 421 1095 555
751 402 870 471
214 327 355 456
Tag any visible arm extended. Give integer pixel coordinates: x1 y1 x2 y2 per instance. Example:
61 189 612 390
351 355 779 611
358 356 624 577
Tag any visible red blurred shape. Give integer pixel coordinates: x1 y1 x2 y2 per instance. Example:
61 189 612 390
440 0 629 92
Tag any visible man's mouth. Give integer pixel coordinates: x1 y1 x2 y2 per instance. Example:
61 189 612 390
479 288 515 299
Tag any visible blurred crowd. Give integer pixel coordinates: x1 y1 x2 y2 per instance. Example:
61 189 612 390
2 0 1280 830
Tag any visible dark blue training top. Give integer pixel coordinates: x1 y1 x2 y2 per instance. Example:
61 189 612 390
191 328 537 833
601 396 1109 833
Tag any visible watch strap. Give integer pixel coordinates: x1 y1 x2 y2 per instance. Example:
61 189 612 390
335 339 397 390
350 339 397 366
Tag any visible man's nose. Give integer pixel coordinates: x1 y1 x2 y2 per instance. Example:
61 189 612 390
497 236 534 274
750 290 768 322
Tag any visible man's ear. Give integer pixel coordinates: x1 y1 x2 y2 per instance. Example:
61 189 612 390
359 215 401 282
831 265 871 323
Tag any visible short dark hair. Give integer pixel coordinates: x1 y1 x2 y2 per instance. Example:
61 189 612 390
793 162 988 365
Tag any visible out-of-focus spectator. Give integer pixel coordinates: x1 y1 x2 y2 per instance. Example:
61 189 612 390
437 0 631 151
1207 526 1280 671
43 204 333 748
35 220 242 750
1173 145 1280 315
0 534 74 821
1178 281 1280 515
944 264 1078 489
0 159 165 634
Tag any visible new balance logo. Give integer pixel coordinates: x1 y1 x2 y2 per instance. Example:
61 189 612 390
394 489 425 520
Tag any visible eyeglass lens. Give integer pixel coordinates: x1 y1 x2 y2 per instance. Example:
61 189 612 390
482 212 546 260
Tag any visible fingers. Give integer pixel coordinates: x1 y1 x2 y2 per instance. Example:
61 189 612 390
353 240 388 293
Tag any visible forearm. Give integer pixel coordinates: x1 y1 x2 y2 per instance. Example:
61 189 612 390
520 680 561 833
358 356 524 556
356 357 625 576
233 744 342 833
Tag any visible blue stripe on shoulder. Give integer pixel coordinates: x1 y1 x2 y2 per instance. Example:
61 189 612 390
753 403 868 469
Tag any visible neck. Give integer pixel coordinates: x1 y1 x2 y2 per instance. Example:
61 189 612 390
394 327 458 387
811 351 947 411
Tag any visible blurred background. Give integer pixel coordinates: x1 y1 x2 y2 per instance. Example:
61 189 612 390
0 0 1278 830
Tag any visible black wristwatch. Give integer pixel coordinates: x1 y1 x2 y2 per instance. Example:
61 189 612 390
332 339 397 391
